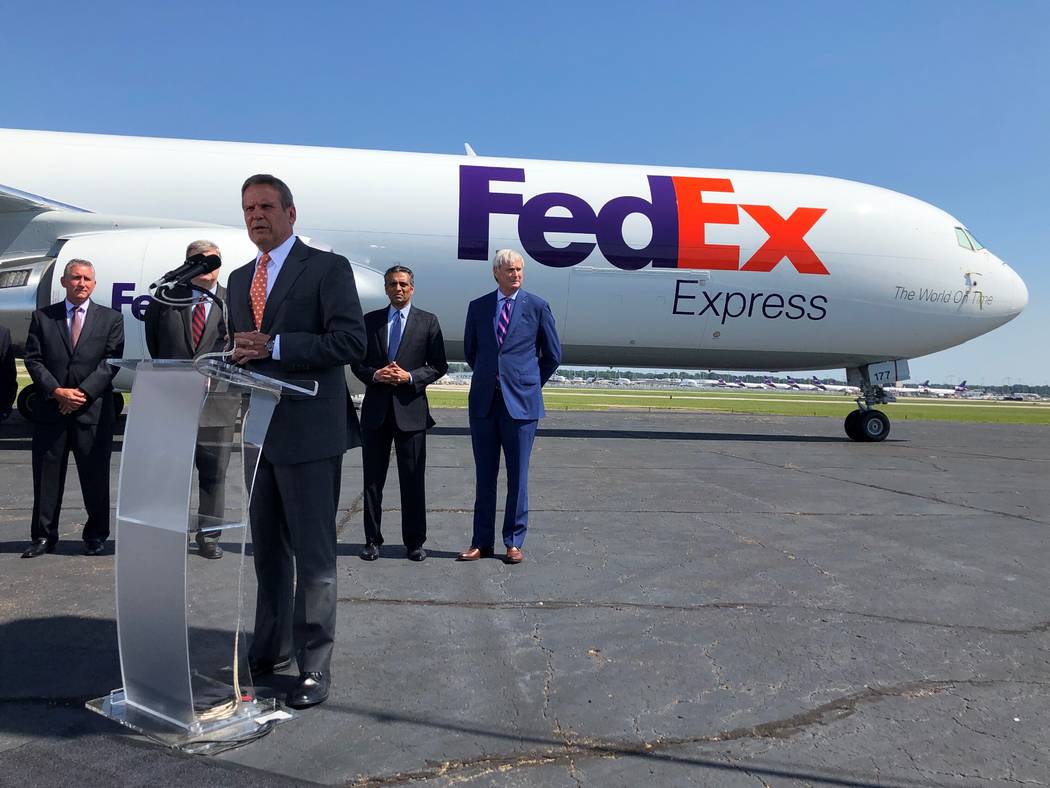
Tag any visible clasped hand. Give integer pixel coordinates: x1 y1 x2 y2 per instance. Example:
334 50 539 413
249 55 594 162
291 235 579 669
231 331 272 365
375 362 410 385
53 387 87 415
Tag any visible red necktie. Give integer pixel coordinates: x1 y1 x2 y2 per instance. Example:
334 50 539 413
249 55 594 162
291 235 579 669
70 306 83 348
192 302 206 348
250 253 270 330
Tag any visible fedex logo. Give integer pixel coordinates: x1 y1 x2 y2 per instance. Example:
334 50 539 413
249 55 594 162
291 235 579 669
458 165 829 274
112 282 151 319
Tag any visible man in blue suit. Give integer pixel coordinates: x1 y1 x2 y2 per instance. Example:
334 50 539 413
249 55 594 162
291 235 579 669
459 249 561 565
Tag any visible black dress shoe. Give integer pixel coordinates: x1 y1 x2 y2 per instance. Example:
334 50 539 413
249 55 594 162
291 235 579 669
286 672 329 709
247 655 292 677
407 547 427 562
197 541 223 560
84 540 106 556
21 539 55 559
360 542 380 561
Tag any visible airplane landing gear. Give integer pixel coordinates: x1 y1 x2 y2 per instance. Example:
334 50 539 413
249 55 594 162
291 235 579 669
844 364 896 442
845 408 890 442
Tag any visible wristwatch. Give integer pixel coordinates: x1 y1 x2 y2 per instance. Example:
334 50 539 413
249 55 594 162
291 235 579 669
264 337 275 354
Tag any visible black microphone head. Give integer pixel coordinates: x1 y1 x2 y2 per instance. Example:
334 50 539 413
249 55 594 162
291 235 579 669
199 254 222 273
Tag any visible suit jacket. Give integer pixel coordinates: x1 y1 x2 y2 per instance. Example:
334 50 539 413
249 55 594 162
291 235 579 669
144 283 238 428
23 300 125 425
352 305 448 432
464 289 561 421
144 283 229 360
0 325 15 414
226 238 366 464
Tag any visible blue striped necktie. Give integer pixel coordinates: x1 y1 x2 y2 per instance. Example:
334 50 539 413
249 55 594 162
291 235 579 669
496 298 513 346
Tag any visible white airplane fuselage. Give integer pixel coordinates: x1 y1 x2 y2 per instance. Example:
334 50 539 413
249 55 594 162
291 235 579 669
0 129 1028 377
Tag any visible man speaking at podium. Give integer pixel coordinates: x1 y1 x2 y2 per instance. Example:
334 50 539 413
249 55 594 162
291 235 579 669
227 174 366 709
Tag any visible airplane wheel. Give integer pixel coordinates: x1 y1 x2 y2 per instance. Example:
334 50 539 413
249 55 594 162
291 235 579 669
857 410 890 442
113 392 125 417
16 384 42 421
844 409 863 441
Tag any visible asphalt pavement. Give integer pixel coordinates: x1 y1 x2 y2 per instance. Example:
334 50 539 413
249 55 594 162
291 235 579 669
1 409 1048 787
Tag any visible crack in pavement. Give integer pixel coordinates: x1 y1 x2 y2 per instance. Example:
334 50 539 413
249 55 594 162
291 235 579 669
335 596 1050 637
698 446 1047 525
345 678 1038 787
336 492 365 537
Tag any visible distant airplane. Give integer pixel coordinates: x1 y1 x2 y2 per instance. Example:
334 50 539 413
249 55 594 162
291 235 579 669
763 376 790 390
810 376 860 395
715 377 745 389
919 380 968 397
785 375 818 391
0 129 1027 441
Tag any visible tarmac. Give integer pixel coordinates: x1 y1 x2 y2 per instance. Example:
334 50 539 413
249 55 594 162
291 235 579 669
1 408 1048 787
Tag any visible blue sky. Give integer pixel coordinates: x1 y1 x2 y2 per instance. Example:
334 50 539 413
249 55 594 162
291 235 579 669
3 1 1046 385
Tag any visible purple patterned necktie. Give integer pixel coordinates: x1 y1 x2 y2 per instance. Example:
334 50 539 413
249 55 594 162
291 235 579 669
496 297 513 346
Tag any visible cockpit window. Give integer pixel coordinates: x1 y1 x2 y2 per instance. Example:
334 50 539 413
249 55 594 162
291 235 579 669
955 227 974 250
963 228 984 250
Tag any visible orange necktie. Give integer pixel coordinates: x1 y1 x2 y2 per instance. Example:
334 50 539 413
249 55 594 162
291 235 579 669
249 253 270 330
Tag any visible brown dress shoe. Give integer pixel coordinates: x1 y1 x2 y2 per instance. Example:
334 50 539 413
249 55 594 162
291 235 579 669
505 547 524 564
457 546 494 561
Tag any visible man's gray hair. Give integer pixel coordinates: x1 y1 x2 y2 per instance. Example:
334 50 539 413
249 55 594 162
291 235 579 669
186 239 222 259
384 264 414 286
63 259 94 277
241 174 294 209
492 249 524 270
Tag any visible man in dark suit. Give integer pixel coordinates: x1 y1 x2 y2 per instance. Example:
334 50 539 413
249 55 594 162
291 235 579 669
227 174 365 709
0 324 15 423
144 239 232 560
22 259 124 557
459 249 561 565
352 265 448 562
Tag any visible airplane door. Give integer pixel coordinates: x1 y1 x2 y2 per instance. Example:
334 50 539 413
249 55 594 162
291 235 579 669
564 266 713 366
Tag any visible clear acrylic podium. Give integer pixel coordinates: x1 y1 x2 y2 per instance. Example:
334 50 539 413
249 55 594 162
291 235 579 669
87 358 314 747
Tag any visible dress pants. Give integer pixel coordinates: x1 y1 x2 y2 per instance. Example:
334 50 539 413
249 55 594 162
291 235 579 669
30 416 113 544
362 411 428 549
248 453 341 674
194 426 233 545
469 390 537 550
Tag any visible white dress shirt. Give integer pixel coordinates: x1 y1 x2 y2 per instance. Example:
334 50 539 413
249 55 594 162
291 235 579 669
254 233 298 360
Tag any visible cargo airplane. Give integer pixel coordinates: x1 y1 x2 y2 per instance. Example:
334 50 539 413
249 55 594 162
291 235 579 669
0 129 1027 441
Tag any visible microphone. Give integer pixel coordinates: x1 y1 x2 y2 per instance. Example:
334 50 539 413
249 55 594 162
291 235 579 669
149 253 221 289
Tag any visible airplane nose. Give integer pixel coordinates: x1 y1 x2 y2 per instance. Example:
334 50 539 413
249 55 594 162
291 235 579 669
998 259 1028 318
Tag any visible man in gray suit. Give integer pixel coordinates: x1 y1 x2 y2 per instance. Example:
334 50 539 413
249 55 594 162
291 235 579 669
144 239 233 559
227 174 366 709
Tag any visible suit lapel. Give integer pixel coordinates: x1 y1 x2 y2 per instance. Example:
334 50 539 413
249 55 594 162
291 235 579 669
199 285 226 352
180 302 195 350
500 291 527 351
261 240 308 333
394 308 419 363
70 301 101 357
55 304 73 355
377 310 389 360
